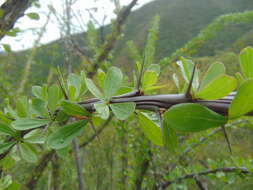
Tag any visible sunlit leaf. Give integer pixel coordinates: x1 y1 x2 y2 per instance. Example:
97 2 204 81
164 103 227 132
229 79 253 118
240 47 253 78
142 71 158 89
200 62 225 88
196 75 237 100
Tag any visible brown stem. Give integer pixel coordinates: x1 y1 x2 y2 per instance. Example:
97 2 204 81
25 150 55 190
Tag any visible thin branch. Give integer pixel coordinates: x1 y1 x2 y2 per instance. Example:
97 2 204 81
25 150 55 190
221 125 232 154
194 176 208 190
160 167 252 189
169 120 247 172
72 139 86 190
87 0 138 77
80 115 113 148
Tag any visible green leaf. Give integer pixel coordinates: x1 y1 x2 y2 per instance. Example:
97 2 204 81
5 181 20 190
19 143 37 163
162 119 178 153
229 79 253 118
48 84 62 112
201 62 225 88
16 96 28 118
240 47 253 78
23 129 45 144
31 98 49 118
196 75 237 100
138 112 163 146
97 69 106 88
148 64 160 75
104 66 123 100
12 118 50 130
47 120 87 149
94 103 109 120
110 103 135 120
67 74 81 100
26 12 40 20
164 103 227 132
0 142 15 154
142 71 158 89
176 57 194 82
61 100 90 117
2 44 11 53
32 86 43 99
0 123 15 136
85 78 103 99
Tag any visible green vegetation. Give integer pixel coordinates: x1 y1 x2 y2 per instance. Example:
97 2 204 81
1 0 253 189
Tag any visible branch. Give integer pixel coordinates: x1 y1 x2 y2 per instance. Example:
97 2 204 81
25 150 55 190
87 0 138 77
79 114 113 148
73 139 86 190
169 120 247 172
0 0 33 41
159 167 252 189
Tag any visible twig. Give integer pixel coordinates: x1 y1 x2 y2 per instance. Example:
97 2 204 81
221 125 232 154
159 167 251 189
72 139 86 190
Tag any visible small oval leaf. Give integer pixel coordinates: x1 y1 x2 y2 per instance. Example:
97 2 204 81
196 75 237 100
229 79 253 118
164 103 227 132
104 67 123 100
240 47 253 78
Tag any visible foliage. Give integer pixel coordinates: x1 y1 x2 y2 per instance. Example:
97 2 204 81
1 1 253 190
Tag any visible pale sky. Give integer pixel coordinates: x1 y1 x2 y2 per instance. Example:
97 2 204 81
0 0 154 51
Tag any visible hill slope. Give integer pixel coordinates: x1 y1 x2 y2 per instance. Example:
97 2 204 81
1 0 253 93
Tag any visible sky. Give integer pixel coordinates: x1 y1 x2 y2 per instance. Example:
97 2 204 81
0 0 154 51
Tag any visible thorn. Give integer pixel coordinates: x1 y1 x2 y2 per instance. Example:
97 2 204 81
185 64 197 98
221 125 232 154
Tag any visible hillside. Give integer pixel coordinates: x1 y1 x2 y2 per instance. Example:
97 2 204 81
1 0 253 93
